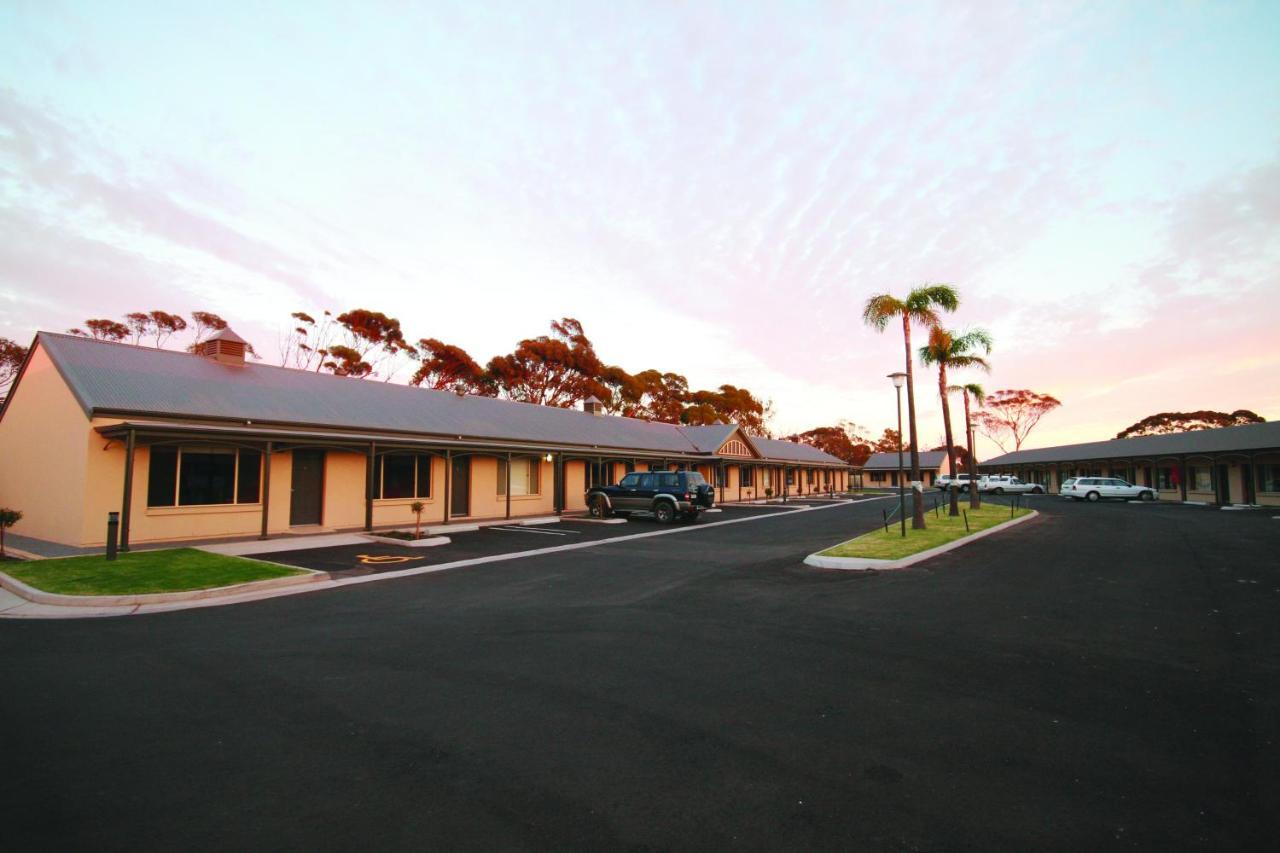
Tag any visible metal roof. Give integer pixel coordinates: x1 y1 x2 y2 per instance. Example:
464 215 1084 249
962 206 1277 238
751 436 850 465
33 333 848 465
979 420 1280 466
862 451 948 470
675 424 740 453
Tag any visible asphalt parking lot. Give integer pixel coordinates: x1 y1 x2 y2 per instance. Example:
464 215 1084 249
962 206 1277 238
1 496 1276 851
251 501 826 575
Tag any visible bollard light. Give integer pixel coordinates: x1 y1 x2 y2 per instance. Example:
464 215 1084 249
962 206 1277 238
105 512 119 562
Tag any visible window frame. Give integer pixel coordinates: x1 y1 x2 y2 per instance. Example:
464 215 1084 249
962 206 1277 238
146 445 262 509
498 456 541 497
376 453 432 500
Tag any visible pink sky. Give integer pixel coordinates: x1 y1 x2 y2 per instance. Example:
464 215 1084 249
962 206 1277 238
1 2 1278 457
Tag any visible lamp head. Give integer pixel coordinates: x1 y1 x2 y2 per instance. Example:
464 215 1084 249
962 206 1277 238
887 372 907 389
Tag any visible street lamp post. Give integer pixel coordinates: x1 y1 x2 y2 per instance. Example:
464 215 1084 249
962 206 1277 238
888 372 907 537
967 415 980 509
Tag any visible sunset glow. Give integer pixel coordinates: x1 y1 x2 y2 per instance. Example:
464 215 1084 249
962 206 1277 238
2 1 1277 455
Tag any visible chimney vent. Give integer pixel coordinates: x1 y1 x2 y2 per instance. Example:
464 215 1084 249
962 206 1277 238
196 327 248 365
583 395 604 415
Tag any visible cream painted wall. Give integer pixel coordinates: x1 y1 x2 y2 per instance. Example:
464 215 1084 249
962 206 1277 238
0 343 90 544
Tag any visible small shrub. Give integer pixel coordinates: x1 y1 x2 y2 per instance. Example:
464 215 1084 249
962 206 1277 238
0 507 23 558
410 500 426 539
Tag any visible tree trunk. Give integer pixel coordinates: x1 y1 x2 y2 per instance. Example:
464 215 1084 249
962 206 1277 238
940 364 959 516
903 314 925 529
965 391 980 509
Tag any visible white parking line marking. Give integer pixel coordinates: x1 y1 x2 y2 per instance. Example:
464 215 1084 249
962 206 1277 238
489 526 571 536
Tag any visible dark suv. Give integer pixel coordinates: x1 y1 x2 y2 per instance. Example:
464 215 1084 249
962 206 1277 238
586 470 715 523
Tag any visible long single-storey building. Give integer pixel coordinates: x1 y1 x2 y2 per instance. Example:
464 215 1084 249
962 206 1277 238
860 451 950 488
978 421 1280 506
0 331 852 548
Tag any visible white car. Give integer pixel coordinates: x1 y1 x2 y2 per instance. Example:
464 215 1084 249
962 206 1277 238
1058 477 1078 497
979 475 1045 495
1065 477 1156 502
936 474 977 491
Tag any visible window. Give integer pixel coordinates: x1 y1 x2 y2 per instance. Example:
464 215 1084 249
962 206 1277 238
740 467 754 487
146 446 261 507
237 451 262 504
180 449 237 505
715 467 728 487
637 473 657 490
498 457 540 496
624 461 636 473
147 448 178 506
377 454 431 499
619 473 640 489
1157 467 1177 490
1259 464 1280 493
786 469 795 486
657 472 680 490
870 472 886 484
1190 465 1212 492
808 469 816 485
647 463 662 471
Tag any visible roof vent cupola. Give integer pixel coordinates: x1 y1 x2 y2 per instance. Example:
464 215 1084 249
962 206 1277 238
196 327 248 365
583 395 604 416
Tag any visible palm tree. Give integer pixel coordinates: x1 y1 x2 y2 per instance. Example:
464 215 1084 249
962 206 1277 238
949 382 986 510
921 327 992 515
863 285 959 529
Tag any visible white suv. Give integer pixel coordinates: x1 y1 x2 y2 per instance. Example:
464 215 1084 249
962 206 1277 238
1066 477 1156 502
979 475 1045 495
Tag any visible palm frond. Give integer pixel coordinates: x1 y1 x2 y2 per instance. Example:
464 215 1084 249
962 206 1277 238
861 294 903 331
947 354 991 372
906 283 959 315
963 382 985 405
951 327 993 355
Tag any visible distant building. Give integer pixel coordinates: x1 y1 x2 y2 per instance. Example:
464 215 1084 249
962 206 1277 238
978 422 1280 505
860 451 950 488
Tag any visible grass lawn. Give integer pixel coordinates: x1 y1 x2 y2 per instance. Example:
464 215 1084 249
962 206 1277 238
820 505 1032 561
4 548 305 596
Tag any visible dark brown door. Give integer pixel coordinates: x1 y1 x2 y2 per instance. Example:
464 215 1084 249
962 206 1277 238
1216 464 1231 504
290 450 325 525
450 456 470 517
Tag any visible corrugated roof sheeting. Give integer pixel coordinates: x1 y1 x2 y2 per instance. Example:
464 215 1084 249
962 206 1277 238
36 333 848 464
979 421 1280 466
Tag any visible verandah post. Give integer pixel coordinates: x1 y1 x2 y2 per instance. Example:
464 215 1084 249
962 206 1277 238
119 428 135 552
364 442 375 532
260 441 272 539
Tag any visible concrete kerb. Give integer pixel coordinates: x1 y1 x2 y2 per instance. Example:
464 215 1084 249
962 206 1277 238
803 510 1039 572
4 498 876 619
360 534 452 548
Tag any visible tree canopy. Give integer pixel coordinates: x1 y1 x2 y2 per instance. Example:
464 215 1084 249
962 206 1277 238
975 389 1061 453
1115 410 1264 439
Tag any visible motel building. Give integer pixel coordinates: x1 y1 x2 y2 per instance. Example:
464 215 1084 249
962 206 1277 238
859 451 951 489
0 331 852 550
977 421 1280 506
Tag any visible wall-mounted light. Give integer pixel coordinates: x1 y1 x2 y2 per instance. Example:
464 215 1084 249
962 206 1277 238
544 453 554 463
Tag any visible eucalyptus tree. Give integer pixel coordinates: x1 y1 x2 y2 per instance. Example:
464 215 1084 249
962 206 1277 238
863 285 959 529
921 327 992 515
